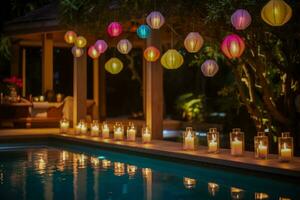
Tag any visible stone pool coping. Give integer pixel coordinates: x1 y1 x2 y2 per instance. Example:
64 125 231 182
0 128 299 178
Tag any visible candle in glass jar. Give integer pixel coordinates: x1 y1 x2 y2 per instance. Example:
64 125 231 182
231 137 243 156
114 127 123 140
102 126 110 139
75 124 81 134
60 120 69 133
143 132 151 143
208 140 218 152
127 128 136 141
280 143 292 161
91 125 100 136
81 124 87 134
185 132 194 150
257 142 268 158
39 95 45 102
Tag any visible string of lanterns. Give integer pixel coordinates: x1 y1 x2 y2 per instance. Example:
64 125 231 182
64 0 292 76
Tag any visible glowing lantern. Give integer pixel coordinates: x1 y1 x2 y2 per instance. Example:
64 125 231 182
95 40 108 53
231 9 252 30
75 36 87 48
64 31 77 44
201 60 219 77
105 57 123 74
221 34 245 59
146 11 165 29
88 46 100 59
184 32 204 53
144 46 160 62
161 49 184 69
261 0 292 26
137 25 151 39
117 39 132 54
107 22 123 37
72 46 84 58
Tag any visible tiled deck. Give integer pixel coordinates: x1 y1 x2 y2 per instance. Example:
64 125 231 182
0 128 299 178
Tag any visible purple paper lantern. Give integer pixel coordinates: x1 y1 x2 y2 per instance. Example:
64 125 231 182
231 9 252 30
201 60 219 77
95 40 108 54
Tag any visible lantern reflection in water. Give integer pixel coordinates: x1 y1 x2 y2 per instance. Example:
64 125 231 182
255 192 269 199
114 162 125 176
142 168 152 178
231 187 245 200
183 177 196 189
90 157 100 167
102 159 112 169
208 182 219 197
127 165 138 178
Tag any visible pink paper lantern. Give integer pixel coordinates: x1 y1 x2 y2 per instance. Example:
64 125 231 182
221 34 245 59
201 60 219 77
95 40 108 53
146 11 165 29
88 45 100 59
107 22 123 37
231 9 252 30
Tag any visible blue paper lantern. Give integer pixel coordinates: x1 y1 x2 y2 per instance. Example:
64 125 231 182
136 24 151 39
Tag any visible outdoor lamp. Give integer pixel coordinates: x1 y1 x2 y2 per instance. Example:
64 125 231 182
142 126 152 144
88 45 100 59
183 127 197 151
161 49 184 69
107 22 123 37
261 0 292 26
230 128 244 156
127 122 136 142
75 36 87 48
117 39 132 54
201 60 219 77
144 46 160 62
231 9 252 30
64 31 77 44
146 11 165 29
221 34 245 59
207 128 219 153
278 132 293 162
105 57 123 74
95 40 108 53
137 24 151 39
254 132 269 159
184 32 204 53
71 46 84 58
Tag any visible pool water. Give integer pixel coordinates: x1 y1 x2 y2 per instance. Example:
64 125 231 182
0 141 299 200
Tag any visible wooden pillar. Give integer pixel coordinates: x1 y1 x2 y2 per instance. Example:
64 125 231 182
73 49 87 126
99 55 106 121
10 44 20 76
42 33 53 93
93 58 99 120
145 30 163 139
22 48 26 97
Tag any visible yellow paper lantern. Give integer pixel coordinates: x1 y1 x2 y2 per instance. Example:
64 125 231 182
75 36 87 48
161 49 184 69
105 57 123 74
64 31 77 44
184 32 204 53
261 0 292 26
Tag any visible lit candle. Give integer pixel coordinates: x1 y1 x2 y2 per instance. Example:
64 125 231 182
142 128 151 143
185 131 195 150
231 137 243 156
75 124 81 134
60 119 69 133
114 127 124 140
39 95 45 102
208 134 218 152
127 128 136 141
102 125 110 139
280 143 292 161
257 142 268 159
81 124 87 134
91 125 100 137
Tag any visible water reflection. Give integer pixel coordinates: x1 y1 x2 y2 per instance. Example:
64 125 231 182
0 147 298 200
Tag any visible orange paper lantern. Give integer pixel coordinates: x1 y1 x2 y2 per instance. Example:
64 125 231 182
144 46 160 62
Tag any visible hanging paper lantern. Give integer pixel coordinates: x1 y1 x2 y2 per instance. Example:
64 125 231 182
88 46 100 59
117 39 132 54
107 22 123 37
137 25 151 39
146 11 165 29
75 36 87 48
184 32 204 53
64 31 77 44
261 0 292 26
231 9 252 30
95 40 108 54
144 46 160 62
161 49 184 69
72 46 84 58
201 60 219 77
105 57 123 74
221 34 245 59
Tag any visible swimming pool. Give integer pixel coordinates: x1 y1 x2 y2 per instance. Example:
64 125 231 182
0 140 299 200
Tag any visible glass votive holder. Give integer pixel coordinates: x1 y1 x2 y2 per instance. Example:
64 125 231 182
114 122 124 141
142 126 152 143
254 132 268 159
183 127 197 151
127 122 136 142
230 129 244 156
101 122 110 139
80 120 87 134
90 120 100 137
278 132 293 162
59 118 69 133
207 128 219 153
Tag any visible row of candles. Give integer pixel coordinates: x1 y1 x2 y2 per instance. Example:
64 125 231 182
60 119 294 162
